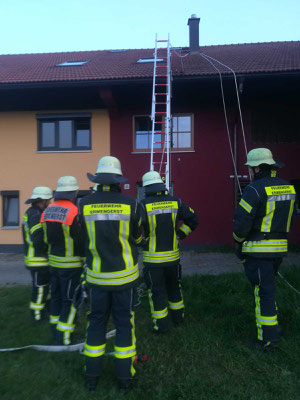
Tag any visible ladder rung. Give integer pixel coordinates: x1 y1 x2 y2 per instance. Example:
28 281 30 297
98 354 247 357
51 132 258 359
155 93 167 95
153 161 167 164
155 84 168 86
156 65 167 68
156 111 166 114
154 131 165 133
156 75 167 77
157 40 168 42
156 102 166 104
154 121 165 124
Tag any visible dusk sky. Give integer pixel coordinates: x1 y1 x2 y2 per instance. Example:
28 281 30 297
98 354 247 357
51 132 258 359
0 0 299 54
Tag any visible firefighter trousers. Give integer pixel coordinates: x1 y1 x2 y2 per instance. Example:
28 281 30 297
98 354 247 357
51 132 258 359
84 285 136 381
244 256 282 342
29 268 50 321
143 264 184 333
49 267 82 345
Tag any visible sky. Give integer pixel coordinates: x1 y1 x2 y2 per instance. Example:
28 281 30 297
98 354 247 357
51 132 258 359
0 0 299 55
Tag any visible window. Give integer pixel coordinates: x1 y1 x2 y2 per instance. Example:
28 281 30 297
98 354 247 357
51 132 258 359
251 105 300 143
57 60 89 66
2 191 19 227
37 114 91 152
133 115 193 152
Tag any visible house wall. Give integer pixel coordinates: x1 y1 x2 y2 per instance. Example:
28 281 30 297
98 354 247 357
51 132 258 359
0 109 110 245
110 104 300 246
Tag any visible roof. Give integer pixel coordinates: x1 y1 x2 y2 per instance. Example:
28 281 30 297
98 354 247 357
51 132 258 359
0 41 299 85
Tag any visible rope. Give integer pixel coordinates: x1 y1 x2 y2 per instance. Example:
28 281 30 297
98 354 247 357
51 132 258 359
278 272 300 296
200 53 248 157
199 53 242 195
134 282 147 307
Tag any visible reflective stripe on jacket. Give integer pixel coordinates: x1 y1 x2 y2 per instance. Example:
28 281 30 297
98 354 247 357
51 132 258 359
233 169 296 257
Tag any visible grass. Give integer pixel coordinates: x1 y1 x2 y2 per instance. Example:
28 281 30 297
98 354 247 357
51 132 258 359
1 267 300 400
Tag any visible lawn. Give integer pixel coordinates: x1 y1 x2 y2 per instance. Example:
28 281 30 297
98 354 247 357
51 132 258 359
1 267 300 400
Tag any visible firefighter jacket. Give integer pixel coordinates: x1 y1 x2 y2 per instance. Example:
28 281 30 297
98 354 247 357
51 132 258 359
140 189 198 267
79 185 143 290
233 169 296 257
22 205 48 268
41 200 84 269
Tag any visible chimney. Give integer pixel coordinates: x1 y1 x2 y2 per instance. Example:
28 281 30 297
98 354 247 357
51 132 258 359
187 14 200 53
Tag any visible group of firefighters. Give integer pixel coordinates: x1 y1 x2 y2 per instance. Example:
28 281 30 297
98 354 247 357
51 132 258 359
22 148 296 391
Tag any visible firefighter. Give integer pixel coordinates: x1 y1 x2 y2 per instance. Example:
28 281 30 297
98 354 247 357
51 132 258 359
41 176 84 345
22 186 52 321
80 156 143 391
233 148 296 351
140 171 198 334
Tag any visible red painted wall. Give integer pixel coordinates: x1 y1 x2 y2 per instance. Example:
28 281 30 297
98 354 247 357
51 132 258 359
110 106 300 246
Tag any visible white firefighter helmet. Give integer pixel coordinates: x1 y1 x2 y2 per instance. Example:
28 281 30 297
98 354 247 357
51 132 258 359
25 186 52 204
96 156 123 175
245 148 276 167
55 176 79 192
142 171 164 187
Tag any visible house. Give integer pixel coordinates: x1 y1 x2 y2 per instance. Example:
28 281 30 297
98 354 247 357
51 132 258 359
1 16 300 251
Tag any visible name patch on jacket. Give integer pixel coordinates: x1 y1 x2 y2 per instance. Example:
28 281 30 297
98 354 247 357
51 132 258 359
265 185 296 202
41 201 78 225
83 203 131 221
146 201 178 215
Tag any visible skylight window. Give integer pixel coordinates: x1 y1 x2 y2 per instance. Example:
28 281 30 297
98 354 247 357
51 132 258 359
57 60 89 67
137 58 164 63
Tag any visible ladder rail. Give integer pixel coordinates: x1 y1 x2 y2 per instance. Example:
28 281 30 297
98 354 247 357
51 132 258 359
150 34 158 171
150 34 172 190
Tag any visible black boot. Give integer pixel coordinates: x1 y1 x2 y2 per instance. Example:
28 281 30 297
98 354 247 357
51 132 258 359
85 375 99 391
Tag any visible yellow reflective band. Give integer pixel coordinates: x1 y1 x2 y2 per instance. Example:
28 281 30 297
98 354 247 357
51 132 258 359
84 343 106 358
261 200 276 232
143 250 180 263
86 220 101 272
256 315 277 326
114 344 136 359
146 201 178 212
30 302 45 310
86 268 139 286
271 170 277 177
179 224 192 236
172 212 177 251
233 232 245 243
135 235 143 244
287 199 295 232
62 224 73 258
239 199 252 213
168 300 184 310
265 185 296 196
84 203 130 216
254 286 263 341
119 219 134 270
87 265 138 279
242 239 287 253
30 223 42 235
24 256 48 267
148 214 157 253
152 307 168 319
50 315 59 324
48 254 82 268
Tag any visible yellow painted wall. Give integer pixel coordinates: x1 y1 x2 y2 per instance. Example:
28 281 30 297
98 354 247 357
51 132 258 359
0 109 110 245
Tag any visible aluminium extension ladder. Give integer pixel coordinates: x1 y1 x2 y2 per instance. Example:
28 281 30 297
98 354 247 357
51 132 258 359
150 34 172 190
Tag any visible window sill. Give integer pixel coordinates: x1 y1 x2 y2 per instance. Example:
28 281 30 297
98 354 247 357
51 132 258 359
132 150 195 154
36 150 92 153
1 226 20 230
